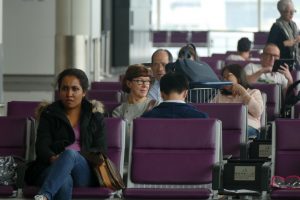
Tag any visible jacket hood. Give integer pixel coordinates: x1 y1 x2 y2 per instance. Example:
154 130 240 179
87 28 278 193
35 99 105 120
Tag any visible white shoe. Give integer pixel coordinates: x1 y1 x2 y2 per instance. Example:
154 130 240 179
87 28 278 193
34 194 47 200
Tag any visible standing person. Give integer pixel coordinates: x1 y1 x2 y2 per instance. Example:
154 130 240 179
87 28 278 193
214 64 264 138
244 43 293 91
25 68 107 200
148 49 173 102
226 37 252 61
142 72 208 118
267 0 300 66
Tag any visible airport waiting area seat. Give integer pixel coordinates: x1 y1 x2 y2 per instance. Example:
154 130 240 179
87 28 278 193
270 119 300 199
252 83 282 122
123 118 222 200
22 118 126 199
253 31 269 50
192 103 247 159
87 90 122 103
6 101 41 118
90 81 122 91
0 117 29 198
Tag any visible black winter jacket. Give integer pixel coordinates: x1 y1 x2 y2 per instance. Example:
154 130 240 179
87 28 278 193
25 99 107 184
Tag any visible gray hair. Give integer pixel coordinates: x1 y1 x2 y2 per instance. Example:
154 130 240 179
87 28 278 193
277 0 294 12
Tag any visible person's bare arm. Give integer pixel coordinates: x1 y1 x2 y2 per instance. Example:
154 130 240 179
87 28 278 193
246 66 272 83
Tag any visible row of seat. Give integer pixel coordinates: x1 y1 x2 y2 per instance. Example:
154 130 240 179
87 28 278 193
1 114 300 199
152 30 269 50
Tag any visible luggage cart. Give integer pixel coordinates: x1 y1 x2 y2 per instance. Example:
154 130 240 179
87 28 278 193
187 81 232 103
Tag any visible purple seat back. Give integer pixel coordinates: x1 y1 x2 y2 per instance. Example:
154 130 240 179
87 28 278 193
88 90 122 103
252 83 281 121
272 119 300 177
190 31 208 46
170 31 189 45
104 118 125 173
0 117 27 157
103 102 121 117
152 31 168 44
128 118 221 186
7 101 40 118
253 31 268 49
192 103 247 158
90 81 122 91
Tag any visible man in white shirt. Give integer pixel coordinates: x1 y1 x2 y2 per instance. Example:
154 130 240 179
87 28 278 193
226 37 252 61
148 49 173 102
244 43 293 90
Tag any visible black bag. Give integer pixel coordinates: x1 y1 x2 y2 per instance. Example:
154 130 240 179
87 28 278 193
165 59 220 83
281 80 300 118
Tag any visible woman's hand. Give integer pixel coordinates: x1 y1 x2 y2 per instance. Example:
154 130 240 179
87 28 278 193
231 83 247 96
283 39 297 47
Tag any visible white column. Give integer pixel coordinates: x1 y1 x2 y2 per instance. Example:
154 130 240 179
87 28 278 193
55 0 101 80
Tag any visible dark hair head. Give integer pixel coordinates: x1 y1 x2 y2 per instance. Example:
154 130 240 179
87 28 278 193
178 44 199 61
237 37 252 52
221 64 251 89
160 72 189 95
57 68 89 92
151 49 173 63
122 64 152 93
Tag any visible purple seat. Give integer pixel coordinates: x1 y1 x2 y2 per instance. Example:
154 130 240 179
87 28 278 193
200 57 222 77
22 118 125 199
190 31 208 47
88 90 122 103
0 117 28 197
123 118 222 199
253 31 269 50
192 103 247 158
7 101 40 118
252 83 281 121
211 53 227 61
270 119 300 199
103 102 121 117
170 31 189 46
90 81 122 91
152 31 168 47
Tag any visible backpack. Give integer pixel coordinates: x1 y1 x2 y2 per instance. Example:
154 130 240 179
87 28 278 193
281 80 300 118
165 59 220 83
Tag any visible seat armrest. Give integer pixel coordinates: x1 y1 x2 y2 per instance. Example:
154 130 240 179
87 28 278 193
223 154 232 160
240 141 250 159
261 162 272 192
212 162 223 191
16 161 28 189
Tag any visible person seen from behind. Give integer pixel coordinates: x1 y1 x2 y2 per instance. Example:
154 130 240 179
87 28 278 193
142 72 208 118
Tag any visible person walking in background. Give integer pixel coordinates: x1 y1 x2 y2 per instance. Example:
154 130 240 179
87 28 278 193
25 68 107 200
148 49 173 102
267 0 300 67
142 72 208 118
226 37 252 61
214 64 264 138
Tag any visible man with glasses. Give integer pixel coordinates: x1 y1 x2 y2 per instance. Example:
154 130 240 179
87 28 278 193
267 0 300 66
244 43 293 90
148 49 173 102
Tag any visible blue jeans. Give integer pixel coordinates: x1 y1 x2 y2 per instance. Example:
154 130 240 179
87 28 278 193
36 150 97 200
248 126 260 139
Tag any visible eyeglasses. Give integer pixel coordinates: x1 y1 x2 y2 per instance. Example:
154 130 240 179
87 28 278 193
132 79 151 85
262 52 280 60
283 9 297 14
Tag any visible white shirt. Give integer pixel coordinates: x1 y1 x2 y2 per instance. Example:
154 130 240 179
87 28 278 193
148 79 162 102
244 63 288 89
